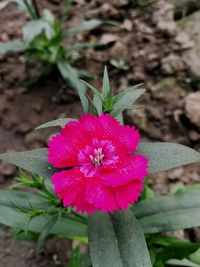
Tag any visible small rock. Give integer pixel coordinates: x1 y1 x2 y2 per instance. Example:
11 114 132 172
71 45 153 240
168 167 184 180
185 92 200 128
0 162 16 177
99 34 118 45
32 102 43 113
174 32 194 50
122 19 133 31
161 54 185 74
189 130 200 141
100 3 119 18
110 41 128 60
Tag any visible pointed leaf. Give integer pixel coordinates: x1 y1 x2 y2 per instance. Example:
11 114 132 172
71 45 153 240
36 213 58 254
132 191 200 233
110 89 145 117
0 148 52 179
113 84 144 104
102 66 111 99
0 40 25 53
36 118 76 130
0 206 87 238
167 259 200 267
0 190 87 237
88 210 152 267
93 94 102 115
137 142 200 174
65 19 103 37
0 190 48 209
80 79 102 99
57 61 89 113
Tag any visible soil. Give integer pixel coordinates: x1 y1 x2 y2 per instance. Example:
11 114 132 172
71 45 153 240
0 0 200 266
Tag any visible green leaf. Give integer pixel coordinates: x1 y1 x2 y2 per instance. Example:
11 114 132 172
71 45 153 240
102 66 111 99
137 142 200 174
113 84 143 104
88 210 152 267
93 94 102 115
189 249 200 265
66 247 82 267
110 88 145 117
167 259 200 267
80 80 102 100
57 61 89 113
22 19 54 44
132 191 200 233
0 190 87 238
0 40 25 53
65 19 102 37
36 212 58 254
0 148 52 179
0 190 48 209
0 205 87 238
36 118 76 130
152 235 200 263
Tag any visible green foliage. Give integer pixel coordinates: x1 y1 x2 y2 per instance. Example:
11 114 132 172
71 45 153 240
0 1 104 93
138 143 200 174
147 235 200 267
88 210 152 267
0 68 200 264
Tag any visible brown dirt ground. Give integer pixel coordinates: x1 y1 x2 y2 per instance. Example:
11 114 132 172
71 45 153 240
0 0 199 266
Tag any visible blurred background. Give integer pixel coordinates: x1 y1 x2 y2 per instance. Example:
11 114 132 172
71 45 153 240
0 0 199 266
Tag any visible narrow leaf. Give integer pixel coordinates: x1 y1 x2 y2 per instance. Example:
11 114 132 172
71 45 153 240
80 80 102 99
0 148 52 179
88 210 152 267
65 19 102 37
36 213 58 254
132 191 200 233
167 259 200 267
57 61 89 113
0 40 25 53
111 89 145 117
102 66 111 99
0 206 87 238
111 210 152 267
137 142 200 174
36 118 76 130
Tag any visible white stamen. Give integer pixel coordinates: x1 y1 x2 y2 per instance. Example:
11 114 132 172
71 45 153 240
90 147 104 166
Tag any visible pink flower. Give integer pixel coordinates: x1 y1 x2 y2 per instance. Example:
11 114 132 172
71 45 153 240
48 113 148 215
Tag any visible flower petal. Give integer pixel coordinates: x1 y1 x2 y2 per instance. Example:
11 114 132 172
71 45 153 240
52 168 85 206
99 155 148 187
85 178 119 212
98 113 140 154
114 181 143 209
48 134 79 168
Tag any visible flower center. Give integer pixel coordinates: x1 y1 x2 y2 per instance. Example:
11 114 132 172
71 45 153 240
78 139 118 177
89 148 104 167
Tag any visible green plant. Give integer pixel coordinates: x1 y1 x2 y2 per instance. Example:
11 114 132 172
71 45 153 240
0 68 200 266
0 0 104 91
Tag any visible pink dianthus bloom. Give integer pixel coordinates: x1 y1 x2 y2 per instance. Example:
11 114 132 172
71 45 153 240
48 113 148 215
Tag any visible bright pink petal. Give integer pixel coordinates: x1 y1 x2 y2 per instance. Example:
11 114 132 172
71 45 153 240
85 178 119 212
114 181 143 209
98 113 140 154
99 155 148 187
61 121 88 147
52 168 85 206
48 134 80 168
73 190 96 215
